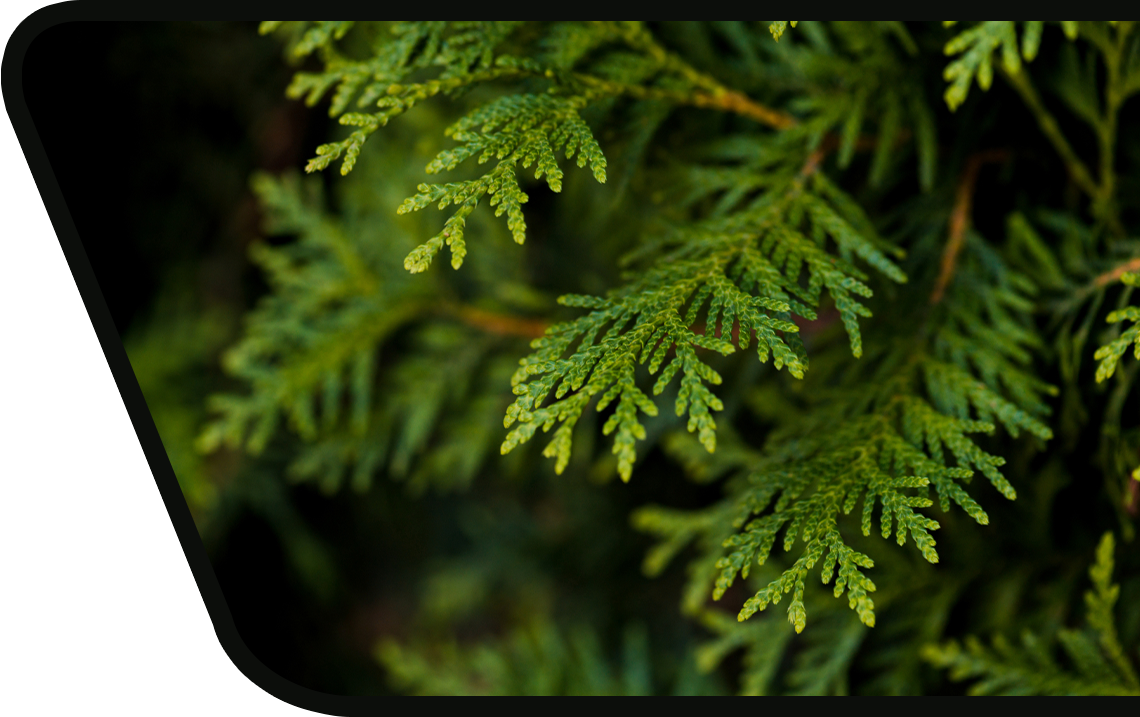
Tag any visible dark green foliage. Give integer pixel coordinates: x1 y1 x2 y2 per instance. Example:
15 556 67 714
924 534 1140 695
197 107 537 495
224 16 1140 688
141 21 1140 695
635 229 1055 633
502 169 906 481
376 621 720 696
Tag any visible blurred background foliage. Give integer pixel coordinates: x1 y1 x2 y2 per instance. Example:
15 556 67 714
21 21 1140 695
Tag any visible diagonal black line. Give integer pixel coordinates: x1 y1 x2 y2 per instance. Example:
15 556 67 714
7 26 332 693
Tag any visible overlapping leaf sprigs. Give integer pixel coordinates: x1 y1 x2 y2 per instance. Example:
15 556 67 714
502 170 905 481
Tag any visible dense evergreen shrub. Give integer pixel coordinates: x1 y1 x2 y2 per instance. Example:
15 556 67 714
132 22 1140 695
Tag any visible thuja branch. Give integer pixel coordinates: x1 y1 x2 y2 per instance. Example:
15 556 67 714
931 149 1010 305
1090 21 1134 236
441 304 550 340
798 129 905 178
572 71 796 131
1000 67 1100 201
606 21 799 130
1093 257 1140 290
1001 34 1133 237
688 88 798 130
1061 257 1140 308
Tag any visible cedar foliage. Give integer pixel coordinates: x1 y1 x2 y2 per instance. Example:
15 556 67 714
150 21 1140 695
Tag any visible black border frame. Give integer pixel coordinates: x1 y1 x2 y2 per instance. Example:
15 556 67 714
8 19 337 702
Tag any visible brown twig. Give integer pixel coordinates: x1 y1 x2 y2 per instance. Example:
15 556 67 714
930 149 1011 305
598 80 798 131
800 142 831 178
449 305 550 340
797 130 912 178
689 89 798 130
1092 256 1140 289
607 22 799 131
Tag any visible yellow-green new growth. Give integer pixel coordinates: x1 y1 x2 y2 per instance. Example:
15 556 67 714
500 170 905 483
941 21 1085 111
396 94 607 272
230 23 1140 678
633 229 1053 633
1085 533 1140 691
768 22 797 42
1094 272 1140 382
